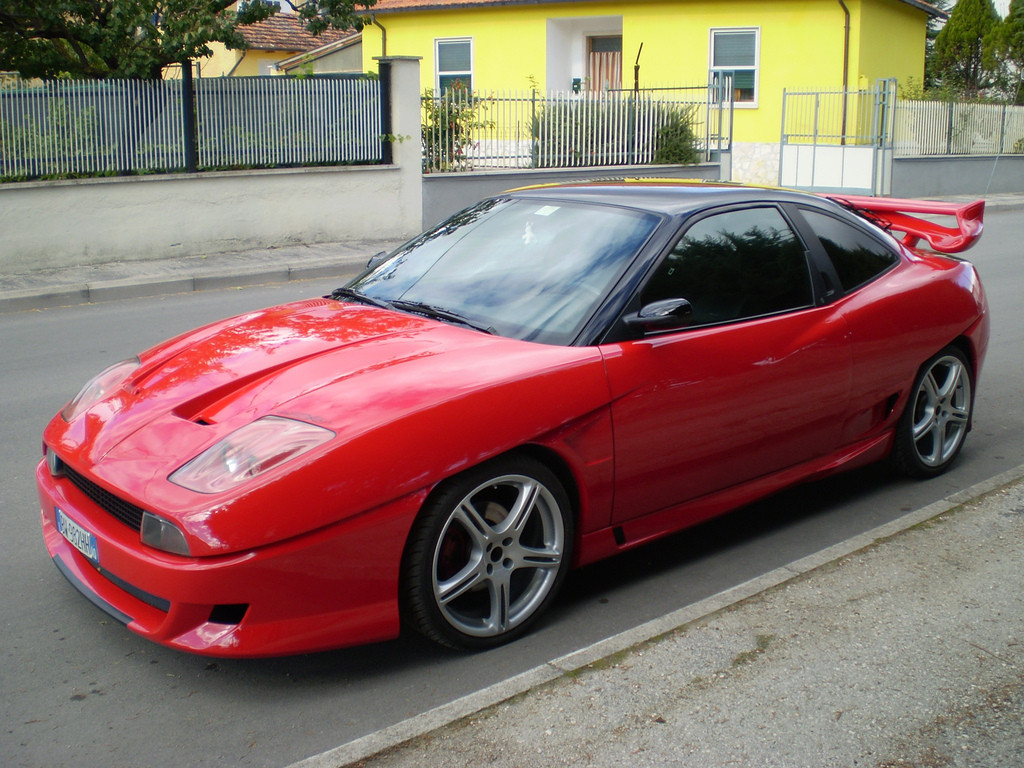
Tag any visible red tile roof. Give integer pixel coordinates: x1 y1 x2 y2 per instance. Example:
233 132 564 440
240 13 355 52
366 0 944 17
367 0 556 10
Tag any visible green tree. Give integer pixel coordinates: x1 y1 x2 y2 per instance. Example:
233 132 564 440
985 0 1024 103
0 0 374 80
937 0 999 97
933 0 1001 97
924 0 954 89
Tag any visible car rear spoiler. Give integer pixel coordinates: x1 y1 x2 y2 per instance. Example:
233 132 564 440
822 194 985 254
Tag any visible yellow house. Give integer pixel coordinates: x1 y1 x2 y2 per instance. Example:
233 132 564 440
361 0 943 182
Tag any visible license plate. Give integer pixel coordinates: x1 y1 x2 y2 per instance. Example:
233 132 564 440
55 507 99 565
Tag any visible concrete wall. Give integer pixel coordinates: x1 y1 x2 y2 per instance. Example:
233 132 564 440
0 166 416 273
0 57 423 274
892 155 1024 198
422 162 723 227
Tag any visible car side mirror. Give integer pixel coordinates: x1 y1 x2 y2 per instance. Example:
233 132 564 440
366 250 389 269
623 298 694 333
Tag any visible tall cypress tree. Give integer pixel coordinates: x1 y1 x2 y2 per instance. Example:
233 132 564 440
985 0 1024 103
933 0 1002 97
925 0 954 89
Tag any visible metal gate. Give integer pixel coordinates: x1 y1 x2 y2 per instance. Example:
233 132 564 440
779 79 896 196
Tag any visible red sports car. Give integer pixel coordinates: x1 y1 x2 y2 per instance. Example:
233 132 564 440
37 182 989 656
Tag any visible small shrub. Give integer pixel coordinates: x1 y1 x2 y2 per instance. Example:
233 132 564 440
533 96 701 168
654 111 699 164
421 82 493 172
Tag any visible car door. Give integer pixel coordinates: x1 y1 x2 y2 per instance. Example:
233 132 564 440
793 205 925 447
601 204 853 524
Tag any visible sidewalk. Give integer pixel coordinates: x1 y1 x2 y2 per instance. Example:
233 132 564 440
295 467 1024 768
0 238 404 314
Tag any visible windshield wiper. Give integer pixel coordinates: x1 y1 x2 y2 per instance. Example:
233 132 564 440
329 290 495 335
389 299 496 335
327 287 394 310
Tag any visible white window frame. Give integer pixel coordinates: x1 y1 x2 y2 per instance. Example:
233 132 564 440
435 37 474 93
709 27 760 108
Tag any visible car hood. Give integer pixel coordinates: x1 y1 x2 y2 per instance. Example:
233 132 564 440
48 299 610 553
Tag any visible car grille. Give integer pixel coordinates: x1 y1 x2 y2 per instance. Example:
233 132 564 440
64 463 146 532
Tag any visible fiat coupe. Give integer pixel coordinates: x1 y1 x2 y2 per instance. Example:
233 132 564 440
37 181 989 655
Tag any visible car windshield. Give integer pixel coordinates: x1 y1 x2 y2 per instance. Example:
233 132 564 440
345 198 660 345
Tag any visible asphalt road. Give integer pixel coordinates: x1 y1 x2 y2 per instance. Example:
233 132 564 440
2 208 1022 768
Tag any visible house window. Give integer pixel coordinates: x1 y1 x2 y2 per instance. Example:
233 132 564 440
436 38 473 92
588 36 622 91
710 28 758 105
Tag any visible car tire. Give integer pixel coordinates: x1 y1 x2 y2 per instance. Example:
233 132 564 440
891 345 974 479
403 455 574 650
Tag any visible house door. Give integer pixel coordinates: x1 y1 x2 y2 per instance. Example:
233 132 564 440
588 36 622 91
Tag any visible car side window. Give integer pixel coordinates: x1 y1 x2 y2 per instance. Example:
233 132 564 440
800 208 899 292
642 207 813 327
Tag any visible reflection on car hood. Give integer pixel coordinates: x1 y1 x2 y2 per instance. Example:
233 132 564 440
62 299 599 455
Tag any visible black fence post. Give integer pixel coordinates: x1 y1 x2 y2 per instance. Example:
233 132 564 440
182 60 198 172
378 60 393 164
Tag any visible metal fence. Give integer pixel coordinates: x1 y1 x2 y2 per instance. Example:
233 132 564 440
894 100 1024 156
421 84 732 173
196 76 381 167
0 75 382 179
778 81 898 196
780 85 895 148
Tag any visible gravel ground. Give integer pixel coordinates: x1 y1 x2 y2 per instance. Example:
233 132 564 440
348 479 1024 768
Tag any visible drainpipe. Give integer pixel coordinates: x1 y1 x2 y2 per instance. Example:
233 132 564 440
838 0 850 144
371 14 387 57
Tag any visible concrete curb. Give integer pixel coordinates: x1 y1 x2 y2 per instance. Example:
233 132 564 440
0 238 404 315
286 462 1024 768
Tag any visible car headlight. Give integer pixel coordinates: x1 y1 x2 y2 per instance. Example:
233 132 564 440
62 357 140 422
169 416 334 494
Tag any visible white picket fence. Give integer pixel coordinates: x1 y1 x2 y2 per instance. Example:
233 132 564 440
421 85 732 172
894 100 1024 156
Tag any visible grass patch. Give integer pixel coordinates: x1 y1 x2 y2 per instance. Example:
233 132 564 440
731 633 775 668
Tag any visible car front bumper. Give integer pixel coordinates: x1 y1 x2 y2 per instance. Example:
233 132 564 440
37 459 420 657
